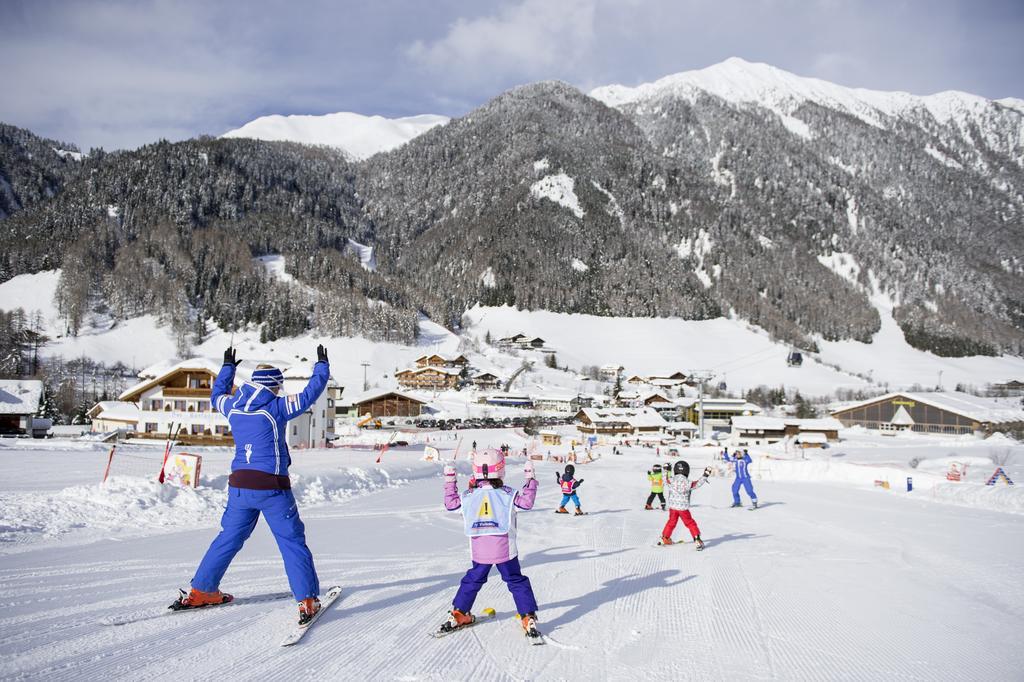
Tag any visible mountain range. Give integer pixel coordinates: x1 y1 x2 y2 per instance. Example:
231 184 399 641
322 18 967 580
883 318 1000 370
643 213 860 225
1 57 1021 358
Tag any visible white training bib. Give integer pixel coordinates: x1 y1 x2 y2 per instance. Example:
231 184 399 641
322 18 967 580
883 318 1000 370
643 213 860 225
462 486 514 537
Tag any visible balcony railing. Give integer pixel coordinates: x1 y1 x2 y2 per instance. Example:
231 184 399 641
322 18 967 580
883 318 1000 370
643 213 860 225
162 387 212 398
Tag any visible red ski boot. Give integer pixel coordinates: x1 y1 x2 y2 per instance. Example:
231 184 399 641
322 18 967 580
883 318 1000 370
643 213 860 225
298 597 321 625
438 609 475 634
170 587 233 610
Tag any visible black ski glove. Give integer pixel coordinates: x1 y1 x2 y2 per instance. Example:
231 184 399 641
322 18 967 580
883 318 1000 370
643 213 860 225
555 472 561 484
573 479 584 489
223 347 240 366
316 344 329 364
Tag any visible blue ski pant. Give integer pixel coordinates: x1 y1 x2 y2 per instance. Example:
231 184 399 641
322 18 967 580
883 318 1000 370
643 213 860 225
192 487 319 601
453 557 538 616
732 477 757 504
559 493 581 508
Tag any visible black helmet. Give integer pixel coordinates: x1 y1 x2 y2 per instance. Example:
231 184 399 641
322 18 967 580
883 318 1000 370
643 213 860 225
652 464 662 472
564 464 575 477
673 460 689 477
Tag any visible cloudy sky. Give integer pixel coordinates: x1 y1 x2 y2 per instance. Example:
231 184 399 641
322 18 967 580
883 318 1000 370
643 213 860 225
3 0 1022 150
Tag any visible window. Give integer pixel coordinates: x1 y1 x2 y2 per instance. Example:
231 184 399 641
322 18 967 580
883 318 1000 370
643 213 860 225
145 422 158 433
149 399 162 410
174 400 186 411
192 424 202 435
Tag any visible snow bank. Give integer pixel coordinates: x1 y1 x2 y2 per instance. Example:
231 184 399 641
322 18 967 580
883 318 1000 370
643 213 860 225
0 477 227 545
753 456 1024 514
0 464 435 549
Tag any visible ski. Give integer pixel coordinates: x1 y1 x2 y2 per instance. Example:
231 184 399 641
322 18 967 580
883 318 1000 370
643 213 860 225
101 591 293 626
280 585 343 646
430 609 496 638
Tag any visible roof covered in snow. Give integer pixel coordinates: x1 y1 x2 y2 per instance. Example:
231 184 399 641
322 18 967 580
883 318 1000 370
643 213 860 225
342 389 428 406
578 407 668 429
832 391 1024 425
0 380 43 415
87 400 141 422
123 358 226 401
396 366 462 376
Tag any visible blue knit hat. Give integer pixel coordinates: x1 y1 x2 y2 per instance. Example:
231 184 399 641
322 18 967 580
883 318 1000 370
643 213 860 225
251 365 284 390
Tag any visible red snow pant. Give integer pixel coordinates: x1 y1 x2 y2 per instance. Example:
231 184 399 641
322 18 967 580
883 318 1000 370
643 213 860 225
663 509 700 539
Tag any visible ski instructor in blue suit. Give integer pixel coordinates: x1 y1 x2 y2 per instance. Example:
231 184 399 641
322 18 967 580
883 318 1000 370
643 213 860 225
173 344 330 625
730 448 759 509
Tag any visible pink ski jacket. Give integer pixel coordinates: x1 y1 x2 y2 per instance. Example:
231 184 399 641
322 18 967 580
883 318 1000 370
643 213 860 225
445 478 538 564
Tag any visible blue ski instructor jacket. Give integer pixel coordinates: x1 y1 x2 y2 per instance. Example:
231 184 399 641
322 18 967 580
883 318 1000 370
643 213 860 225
211 361 330 477
733 453 753 480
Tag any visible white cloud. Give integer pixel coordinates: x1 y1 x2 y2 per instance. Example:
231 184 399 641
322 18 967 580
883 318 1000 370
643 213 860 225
406 0 597 88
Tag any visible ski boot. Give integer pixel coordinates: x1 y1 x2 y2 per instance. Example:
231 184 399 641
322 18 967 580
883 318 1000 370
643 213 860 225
659 536 673 545
660 504 666 511
730 502 742 508
694 536 705 551
438 609 475 634
574 507 584 516
298 597 321 625
170 587 233 610
520 612 542 641
752 500 759 509
644 504 653 510
555 507 569 514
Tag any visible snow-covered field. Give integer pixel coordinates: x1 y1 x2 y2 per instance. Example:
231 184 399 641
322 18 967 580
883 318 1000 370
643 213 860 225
1 430 1022 680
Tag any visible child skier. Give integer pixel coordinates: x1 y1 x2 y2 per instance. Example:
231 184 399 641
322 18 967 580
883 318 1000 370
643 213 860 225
661 460 711 550
555 464 584 515
645 464 666 510
440 448 542 641
730 449 758 508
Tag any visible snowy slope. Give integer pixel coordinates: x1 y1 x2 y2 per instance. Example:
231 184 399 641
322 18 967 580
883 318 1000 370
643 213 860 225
1 436 1022 679
591 57 1023 137
222 112 449 160
3 268 1022 397
463 306 1024 396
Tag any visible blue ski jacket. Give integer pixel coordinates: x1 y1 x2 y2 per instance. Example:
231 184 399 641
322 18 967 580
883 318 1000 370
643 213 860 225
211 361 330 477
733 453 753 480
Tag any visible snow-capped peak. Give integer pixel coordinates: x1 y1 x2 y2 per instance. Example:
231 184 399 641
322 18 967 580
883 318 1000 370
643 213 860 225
591 57 1019 132
221 111 449 160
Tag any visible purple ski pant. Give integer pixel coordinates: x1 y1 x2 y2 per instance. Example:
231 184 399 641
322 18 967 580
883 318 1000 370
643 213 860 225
453 557 538 615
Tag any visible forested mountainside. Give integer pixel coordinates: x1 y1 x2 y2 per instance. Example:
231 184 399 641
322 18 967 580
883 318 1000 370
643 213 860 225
0 123 82 220
1 59 1021 357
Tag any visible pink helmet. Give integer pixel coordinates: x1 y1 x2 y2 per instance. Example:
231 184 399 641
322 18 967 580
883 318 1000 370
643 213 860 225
472 448 506 480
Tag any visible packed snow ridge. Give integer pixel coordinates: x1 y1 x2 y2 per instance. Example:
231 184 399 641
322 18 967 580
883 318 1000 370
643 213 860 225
530 173 584 218
591 56 1020 134
222 112 449 160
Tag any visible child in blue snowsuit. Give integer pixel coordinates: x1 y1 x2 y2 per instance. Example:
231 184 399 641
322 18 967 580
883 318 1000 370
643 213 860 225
730 448 758 508
178 345 330 624
555 464 584 515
